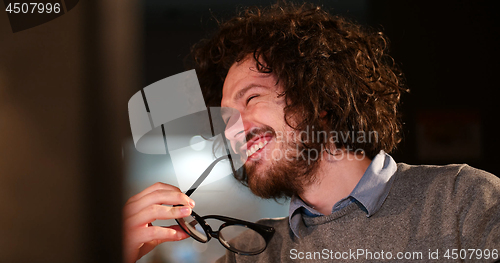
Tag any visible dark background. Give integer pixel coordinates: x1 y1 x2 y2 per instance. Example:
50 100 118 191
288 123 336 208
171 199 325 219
1 1 498 262
142 0 500 176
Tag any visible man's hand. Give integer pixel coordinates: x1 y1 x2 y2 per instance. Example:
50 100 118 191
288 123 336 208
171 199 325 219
123 182 195 263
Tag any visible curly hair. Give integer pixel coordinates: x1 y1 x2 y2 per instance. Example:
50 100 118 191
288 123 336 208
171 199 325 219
190 3 408 159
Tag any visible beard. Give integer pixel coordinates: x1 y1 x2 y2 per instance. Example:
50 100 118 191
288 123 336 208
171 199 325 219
241 125 321 199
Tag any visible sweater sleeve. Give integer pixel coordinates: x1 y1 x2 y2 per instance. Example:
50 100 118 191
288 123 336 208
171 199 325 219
455 165 500 251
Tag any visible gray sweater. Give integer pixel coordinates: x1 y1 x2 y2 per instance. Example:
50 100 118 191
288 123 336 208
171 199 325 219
217 163 500 262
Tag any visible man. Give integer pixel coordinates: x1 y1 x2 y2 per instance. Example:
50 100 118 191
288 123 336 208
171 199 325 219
124 3 500 263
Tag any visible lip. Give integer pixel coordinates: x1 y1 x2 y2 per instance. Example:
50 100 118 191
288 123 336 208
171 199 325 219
239 133 273 158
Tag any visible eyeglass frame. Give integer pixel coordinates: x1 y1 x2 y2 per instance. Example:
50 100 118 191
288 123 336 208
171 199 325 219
175 210 275 255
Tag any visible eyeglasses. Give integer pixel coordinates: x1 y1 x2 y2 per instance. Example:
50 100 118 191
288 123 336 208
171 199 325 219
175 211 275 255
173 142 275 255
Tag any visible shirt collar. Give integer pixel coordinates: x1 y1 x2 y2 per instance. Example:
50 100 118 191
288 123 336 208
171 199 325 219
288 150 397 238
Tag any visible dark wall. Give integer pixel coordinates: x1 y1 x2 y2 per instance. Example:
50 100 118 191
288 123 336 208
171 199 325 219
143 0 499 176
0 1 139 262
370 0 499 176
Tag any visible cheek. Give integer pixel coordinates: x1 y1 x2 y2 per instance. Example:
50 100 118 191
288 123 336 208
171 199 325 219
253 103 285 123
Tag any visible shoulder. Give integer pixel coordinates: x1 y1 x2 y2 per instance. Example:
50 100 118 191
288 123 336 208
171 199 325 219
395 163 499 188
392 163 500 204
453 165 500 208
396 162 475 177
385 164 500 248
455 165 500 189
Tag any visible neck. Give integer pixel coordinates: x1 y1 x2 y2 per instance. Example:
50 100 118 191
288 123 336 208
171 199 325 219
298 151 372 215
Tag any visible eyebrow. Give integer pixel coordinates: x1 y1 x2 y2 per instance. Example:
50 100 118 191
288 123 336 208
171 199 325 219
233 84 265 102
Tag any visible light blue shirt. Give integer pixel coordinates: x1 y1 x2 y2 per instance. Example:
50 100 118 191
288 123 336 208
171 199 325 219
288 150 398 238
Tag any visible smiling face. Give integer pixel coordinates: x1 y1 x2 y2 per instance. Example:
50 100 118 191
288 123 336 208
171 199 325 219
221 57 287 165
221 56 318 198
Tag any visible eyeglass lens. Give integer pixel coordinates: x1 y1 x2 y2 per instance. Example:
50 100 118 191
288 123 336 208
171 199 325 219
177 215 267 254
177 215 208 242
218 225 266 253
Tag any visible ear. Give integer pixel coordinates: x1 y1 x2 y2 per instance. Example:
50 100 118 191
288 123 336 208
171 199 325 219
319 110 327 119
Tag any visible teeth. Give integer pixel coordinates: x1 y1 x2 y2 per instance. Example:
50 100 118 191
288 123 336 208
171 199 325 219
246 140 269 157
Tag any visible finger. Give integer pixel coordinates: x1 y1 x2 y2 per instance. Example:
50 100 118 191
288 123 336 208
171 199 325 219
124 205 192 228
132 225 189 245
126 182 182 204
124 190 195 218
124 225 189 263
136 226 190 259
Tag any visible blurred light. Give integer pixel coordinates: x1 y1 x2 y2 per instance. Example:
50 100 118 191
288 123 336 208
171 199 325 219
192 240 208 253
190 135 206 151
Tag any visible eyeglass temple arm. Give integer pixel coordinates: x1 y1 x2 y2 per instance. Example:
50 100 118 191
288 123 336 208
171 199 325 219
185 155 229 197
185 106 240 197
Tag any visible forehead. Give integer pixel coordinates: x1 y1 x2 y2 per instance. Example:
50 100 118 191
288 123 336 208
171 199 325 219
221 57 278 106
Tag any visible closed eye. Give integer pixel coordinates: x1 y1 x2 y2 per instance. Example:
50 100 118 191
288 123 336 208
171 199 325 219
246 95 259 105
